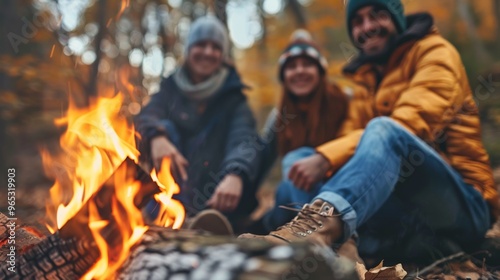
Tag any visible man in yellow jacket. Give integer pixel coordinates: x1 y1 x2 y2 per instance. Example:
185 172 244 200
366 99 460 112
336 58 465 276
241 0 500 260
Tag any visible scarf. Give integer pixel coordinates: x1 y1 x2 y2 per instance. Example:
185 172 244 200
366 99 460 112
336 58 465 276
173 65 229 101
277 77 348 156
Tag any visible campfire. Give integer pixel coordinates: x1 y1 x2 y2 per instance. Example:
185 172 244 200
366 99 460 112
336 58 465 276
40 92 185 279
0 84 336 280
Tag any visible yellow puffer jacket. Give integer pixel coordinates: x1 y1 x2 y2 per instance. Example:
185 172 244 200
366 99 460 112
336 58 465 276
318 15 500 220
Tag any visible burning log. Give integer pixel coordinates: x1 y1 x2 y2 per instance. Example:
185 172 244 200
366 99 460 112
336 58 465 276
0 212 44 262
0 158 356 279
39 93 186 278
0 93 356 279
56 158 160 241
0 223 354 280
0 156 154 280
0 232 98 280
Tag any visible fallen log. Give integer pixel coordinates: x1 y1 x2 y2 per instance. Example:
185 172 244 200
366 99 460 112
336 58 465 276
0 220 357 280
0 157 358 279
117 227 358 280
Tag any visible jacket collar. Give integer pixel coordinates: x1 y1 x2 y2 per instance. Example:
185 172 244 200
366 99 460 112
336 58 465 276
343 12 435 74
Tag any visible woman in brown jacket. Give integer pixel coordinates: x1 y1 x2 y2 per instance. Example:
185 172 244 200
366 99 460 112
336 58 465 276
254 30 349 232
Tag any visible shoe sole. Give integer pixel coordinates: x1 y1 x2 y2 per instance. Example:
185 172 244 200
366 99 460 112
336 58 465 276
187 209 234 236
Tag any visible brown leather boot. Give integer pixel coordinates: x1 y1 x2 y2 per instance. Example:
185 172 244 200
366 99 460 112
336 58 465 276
238 199 343 247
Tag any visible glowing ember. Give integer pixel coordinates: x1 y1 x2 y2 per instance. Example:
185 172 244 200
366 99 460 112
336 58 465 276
42 92 185 279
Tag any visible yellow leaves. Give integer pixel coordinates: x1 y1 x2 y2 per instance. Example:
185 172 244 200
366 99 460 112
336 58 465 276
356 261 407 280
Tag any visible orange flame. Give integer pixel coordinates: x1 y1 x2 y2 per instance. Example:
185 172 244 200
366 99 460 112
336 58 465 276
42 90 185 279
150 158 185 229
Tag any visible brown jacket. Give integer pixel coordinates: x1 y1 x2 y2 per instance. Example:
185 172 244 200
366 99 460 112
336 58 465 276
317 16 500 219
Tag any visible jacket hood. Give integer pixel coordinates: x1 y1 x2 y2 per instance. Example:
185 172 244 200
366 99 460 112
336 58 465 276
343 12 434 74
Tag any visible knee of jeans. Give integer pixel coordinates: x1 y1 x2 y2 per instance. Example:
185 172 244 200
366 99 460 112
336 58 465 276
365 117 404 141
276 179 296 195
281 147 316 174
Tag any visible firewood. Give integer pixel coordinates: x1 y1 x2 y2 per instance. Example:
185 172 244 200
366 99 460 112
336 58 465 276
0 232 99 279
1 224 357 280
0 157 158 279
0 212 44 262
0 157 359 279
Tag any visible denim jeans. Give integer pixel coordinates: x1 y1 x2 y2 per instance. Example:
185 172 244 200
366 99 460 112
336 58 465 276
262 147 325 230
264 117 491 253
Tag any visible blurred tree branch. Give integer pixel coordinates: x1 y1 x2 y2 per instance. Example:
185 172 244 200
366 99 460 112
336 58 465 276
456 0 491 65
287 0 307 28
213 0 228 27
185 0 196 20
257 0 268 48
495 0 500 49
155 0 170 56
87 0 107 103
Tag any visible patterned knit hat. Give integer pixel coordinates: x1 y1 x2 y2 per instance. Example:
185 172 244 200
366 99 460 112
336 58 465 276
278 29 328 82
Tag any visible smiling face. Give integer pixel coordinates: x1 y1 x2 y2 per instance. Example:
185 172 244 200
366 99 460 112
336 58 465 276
186 40 223 83
351 6 398 55
283 56 321 98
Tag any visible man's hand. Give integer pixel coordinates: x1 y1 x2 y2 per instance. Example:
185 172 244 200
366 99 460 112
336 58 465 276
151 136 189 181
206 174 243 212
288 153 331 192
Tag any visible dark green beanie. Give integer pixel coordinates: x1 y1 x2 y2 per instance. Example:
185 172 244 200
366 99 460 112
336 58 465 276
346 0 407 35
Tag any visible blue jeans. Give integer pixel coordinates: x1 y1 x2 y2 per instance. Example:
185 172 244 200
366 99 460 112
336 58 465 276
262 147 325 230
265 117 491 252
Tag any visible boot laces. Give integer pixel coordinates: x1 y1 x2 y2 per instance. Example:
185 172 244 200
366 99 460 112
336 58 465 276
276 204 331 236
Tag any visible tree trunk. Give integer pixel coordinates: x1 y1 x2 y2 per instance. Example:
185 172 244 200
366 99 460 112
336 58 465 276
495 0 500 50
213 0 228 27
156 0 170 56
287 0 307 28
87 0 107 103
258 0 268 49
456 0 491 64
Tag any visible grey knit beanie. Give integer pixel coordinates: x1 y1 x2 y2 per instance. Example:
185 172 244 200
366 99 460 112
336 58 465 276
185 16 230 59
